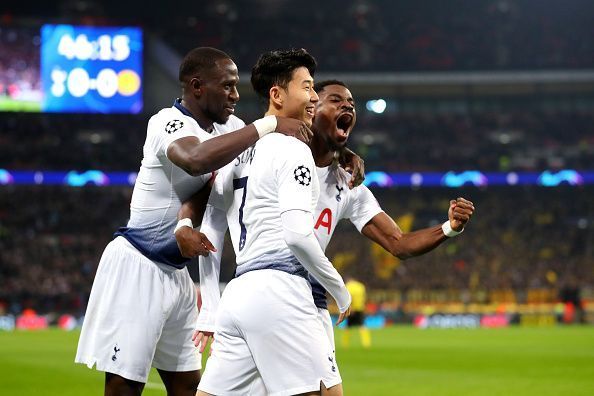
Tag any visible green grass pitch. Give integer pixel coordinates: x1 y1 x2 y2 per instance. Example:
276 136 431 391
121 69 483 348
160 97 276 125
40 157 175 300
0 97 42 112
1 326 593 395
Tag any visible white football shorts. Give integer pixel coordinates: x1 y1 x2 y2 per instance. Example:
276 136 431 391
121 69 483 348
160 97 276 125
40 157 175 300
198 269 341 396
318 307 339 374
238 305 342 395
75 236 200 382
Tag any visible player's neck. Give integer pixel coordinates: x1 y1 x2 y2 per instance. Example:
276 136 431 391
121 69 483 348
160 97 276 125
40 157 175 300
181 99 215 133
264 108 283 119
310 135 335 167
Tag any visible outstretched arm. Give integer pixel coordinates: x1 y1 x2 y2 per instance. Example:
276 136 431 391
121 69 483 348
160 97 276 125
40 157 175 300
168 116 312 176
361 197 475 259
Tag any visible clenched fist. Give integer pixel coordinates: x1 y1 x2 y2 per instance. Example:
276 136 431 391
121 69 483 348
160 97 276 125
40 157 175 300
448 197 475 231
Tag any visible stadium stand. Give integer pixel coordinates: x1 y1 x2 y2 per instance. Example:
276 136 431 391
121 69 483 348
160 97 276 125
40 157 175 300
0 185 591 318
0 0 592 325
149 0 594 72
1 110 593 172
4 0 594 72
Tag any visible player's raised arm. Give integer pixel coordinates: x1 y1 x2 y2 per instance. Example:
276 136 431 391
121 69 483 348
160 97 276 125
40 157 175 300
167 116 313 177
162 47 312 177
361 197 475 259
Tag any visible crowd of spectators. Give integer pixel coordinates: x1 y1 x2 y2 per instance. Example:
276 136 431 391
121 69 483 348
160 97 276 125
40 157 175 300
1 0 593 317
1 109 592 172
0 186 131 316
4 0 593 73
0 112 147 171
0 184 591 315
0 25 42 104
149 0 594 72
333 186 593 305
350 110 594 172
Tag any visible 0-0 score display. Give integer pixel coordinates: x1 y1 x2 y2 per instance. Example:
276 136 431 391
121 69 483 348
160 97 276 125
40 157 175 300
41 25 143 114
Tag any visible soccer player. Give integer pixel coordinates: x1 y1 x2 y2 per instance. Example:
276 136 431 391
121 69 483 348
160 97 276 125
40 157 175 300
74 47 314 396
307 78 474 366
185 79 475 394
194 49 351 396
343 276 370 348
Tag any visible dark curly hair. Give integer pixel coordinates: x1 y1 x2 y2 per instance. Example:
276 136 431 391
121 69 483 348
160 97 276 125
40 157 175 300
251 48 317 101
313 79 348 94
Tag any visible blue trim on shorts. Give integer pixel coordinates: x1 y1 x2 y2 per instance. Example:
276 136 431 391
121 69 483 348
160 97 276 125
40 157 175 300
114 227 190 269
235 253 308 279
309 275 329 309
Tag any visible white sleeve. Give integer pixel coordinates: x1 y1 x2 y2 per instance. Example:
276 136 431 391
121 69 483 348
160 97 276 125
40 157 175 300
276 140 317 213
347 185 384 232
208 167 227 211
196 204 228 332
150 115 204 158
281 209 351 312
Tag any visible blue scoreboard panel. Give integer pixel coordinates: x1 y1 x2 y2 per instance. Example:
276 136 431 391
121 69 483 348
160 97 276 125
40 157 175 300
41 25 143 113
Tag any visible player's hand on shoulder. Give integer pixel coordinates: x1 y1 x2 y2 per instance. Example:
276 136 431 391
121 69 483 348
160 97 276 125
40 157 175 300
448 197 475 231
338 148 365 189
274 116 313 144
175 227 217 258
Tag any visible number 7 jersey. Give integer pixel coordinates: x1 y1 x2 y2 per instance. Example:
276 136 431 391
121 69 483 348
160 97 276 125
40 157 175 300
210 133 319 275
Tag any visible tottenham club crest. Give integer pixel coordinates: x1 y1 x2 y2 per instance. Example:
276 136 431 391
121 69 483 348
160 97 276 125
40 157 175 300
165 120 184 134
335 185 344 202
294 165 312 186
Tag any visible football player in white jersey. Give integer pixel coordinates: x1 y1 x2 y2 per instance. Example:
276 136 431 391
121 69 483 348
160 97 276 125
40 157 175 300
306 79 475 375
195 49 351 396
75 47 314 396
181 79 475 394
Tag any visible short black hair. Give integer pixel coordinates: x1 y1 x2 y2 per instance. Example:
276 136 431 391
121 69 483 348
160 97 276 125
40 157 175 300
314 79 348 94
251 48 317 101
178 47 231 83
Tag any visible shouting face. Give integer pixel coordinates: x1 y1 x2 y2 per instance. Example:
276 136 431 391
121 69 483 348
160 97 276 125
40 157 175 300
312 84 356 150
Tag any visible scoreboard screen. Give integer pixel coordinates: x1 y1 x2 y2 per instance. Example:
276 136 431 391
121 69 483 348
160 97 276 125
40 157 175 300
41 25 143 113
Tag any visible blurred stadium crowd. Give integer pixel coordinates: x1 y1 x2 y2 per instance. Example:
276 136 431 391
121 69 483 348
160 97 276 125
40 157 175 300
3 0 593 73
0 185 591 316
0 25 41 103
152 0 594 72
1 110 593 172
0 0 593 320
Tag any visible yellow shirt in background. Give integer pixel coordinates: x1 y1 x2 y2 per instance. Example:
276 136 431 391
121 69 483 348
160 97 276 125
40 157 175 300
346 280 366 312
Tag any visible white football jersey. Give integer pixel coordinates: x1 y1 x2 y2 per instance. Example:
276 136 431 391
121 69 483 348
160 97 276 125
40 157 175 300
116 99 245 269
310 164 383 308
211 133 319 276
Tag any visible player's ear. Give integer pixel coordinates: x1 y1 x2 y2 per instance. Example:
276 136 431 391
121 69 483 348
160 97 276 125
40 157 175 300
190 77 203 96
270 86 283 108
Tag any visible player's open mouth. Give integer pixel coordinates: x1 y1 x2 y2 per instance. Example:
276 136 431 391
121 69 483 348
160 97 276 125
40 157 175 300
225 106 235 114
336 113 353 137
305 107 315 117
